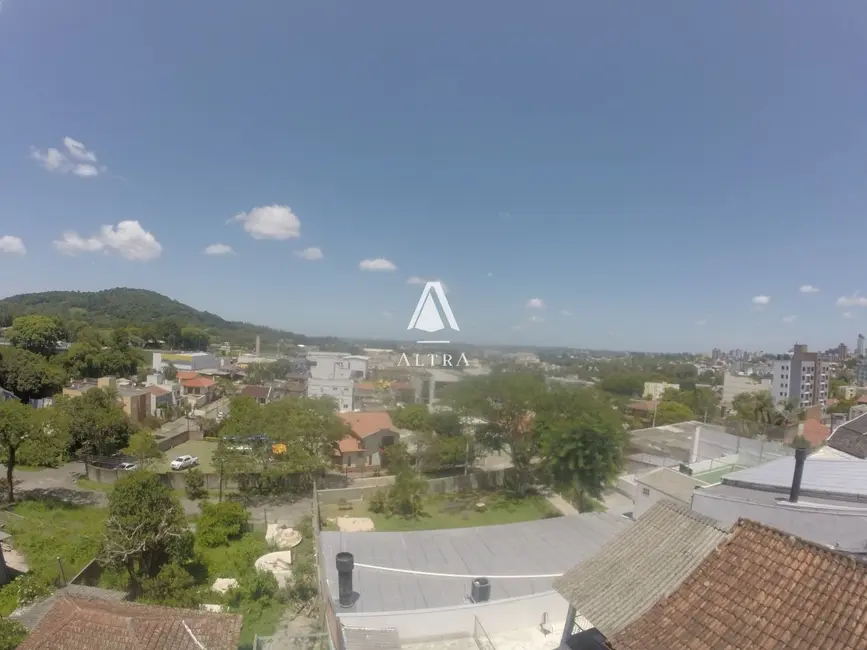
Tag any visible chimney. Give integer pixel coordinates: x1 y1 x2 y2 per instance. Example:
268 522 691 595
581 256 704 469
690 426 701 464
336 552 354 608
789 446 808 503
255 336 261 357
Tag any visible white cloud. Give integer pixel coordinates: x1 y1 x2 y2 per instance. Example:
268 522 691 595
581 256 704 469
230 205 301 240
530 315 545 323
0 236 26 255
526 298 544 309
782 315 797 323
560 309 572 316
63 137 97 162
406 276 448 292
360 258 397 271
204 243 234 256
837 293 867 308
53 220 162 261
752 295 770 306
296 247 323 260
844 312 856 319
799 284 819 294
31 137 105 177
487 272 493 277
695 319 707 326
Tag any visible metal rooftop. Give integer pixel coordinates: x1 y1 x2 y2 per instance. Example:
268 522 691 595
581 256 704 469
320 513 631 614
722 457 867 503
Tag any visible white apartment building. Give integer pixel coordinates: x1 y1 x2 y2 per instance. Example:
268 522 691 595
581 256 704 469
771 344 829 409
643 381 679 401
307 377 353 412
721 373 771 407
306 351 368 381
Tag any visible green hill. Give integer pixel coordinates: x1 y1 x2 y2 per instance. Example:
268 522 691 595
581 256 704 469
0 287 338 349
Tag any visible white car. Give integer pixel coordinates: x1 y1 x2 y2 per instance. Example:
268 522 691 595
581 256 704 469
117 462 138 471
170 455 199 471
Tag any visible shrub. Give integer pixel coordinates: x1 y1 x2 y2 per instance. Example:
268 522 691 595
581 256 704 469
368 490 386 514
140 563 201 609
0 618 27 650
184 468 207 500
196 501 249 548
14 574 51 606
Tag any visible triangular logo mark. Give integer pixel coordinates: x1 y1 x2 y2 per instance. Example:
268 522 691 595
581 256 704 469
407 282 459 333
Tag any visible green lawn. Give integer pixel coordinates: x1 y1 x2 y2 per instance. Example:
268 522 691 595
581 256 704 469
154 439 218 473
320 491 562 532
0 500 108 614
694 465 743 484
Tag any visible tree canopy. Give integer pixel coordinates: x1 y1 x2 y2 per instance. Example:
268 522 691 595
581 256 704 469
5 315 63 355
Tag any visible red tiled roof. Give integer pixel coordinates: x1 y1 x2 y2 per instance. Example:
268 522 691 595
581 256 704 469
801 418 831 446
336 434 364 454
147 386 170 396
240 385 271 399
858 394 867 404
339 411 395 438
629 400 659 412
607 519 867 650
826 398 839 407
182 377 216 389
390 381 412 391
355 382 375 391
176 371 198 380
17 594 242 650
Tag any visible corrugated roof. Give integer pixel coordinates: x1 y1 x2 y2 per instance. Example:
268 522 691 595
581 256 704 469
607 519 867 650
722 456 867 502
827 413 867 458
635 468 708 502
321 513 632 613
552 501 728 638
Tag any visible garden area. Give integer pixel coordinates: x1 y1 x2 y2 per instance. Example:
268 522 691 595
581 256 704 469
320 489 561 532
0 472 319 650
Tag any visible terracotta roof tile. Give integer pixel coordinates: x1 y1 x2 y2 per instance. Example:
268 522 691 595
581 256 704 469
240 385 271 399
16 594 242 650
607 519 867 650
629 400 659 412
801 418 831 446
176 371 198 380
182 377 216 389
147 386 170 396
337 434 364 454
339 411 395 438
553 501 728 638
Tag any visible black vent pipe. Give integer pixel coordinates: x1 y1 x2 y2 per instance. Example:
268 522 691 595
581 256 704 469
789 446 808 503
336 552 354 608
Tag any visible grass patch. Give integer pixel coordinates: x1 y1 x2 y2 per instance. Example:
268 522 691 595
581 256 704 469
320 490 561 532
154 439 218 474
0 499 107 614
76 477 224 502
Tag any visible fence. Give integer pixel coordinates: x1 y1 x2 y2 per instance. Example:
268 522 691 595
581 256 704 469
473 616 496 650
313 484 346 650
316 467 517 505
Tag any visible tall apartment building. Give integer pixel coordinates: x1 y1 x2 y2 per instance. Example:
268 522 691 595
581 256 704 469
858 334 866 358
771 344 829 409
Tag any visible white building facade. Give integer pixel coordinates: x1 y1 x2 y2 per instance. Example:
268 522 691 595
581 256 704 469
152 351 219 372
307 377 353 412
771 344 829 409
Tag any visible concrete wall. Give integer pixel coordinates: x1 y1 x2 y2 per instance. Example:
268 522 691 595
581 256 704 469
337 591 570 642
317 468 517 505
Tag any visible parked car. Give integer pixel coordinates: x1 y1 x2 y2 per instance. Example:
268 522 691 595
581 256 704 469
117 462 138 471
170 455 199 470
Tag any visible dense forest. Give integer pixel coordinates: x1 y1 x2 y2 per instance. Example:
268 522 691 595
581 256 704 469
0 288 338 349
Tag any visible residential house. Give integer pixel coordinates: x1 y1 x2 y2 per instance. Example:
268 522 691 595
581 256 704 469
605 519 867 650
553 501 729 648
633 468 708 518
147 385 174 418
63 376 150 423
335 411 400 470
796 417 831 447
181 376 216 405
308 377 353 412
241 384 272 405
15 593 242 650
0 388 18 402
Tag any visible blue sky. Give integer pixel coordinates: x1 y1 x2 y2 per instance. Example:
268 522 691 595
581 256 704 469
2 1 867 353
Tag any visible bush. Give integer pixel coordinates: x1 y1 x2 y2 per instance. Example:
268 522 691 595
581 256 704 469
0 618 27 650
368 490 386 514
184 468 207 500
14 574 51 606
197 501 249 548
140 563 201 609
